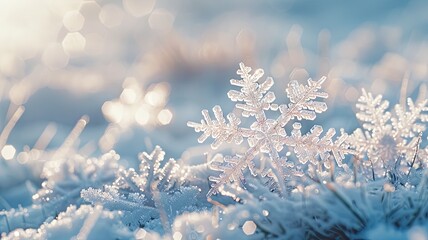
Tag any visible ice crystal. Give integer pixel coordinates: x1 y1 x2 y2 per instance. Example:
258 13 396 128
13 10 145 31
33 151 120 206
350 89 428 179
188 63 352 196
0 203 65 234
81 146 198 229
2 205 132 240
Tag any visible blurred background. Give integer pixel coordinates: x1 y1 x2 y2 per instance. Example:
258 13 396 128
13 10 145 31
0 0 427 161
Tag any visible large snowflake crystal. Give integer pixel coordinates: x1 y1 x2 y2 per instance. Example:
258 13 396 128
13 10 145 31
81 146 194 229
188 63 352 196
350 89 428 178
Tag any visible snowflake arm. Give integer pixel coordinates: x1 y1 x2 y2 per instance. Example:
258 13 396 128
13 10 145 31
279 77 328 124
355 89 391 137
391 98 428 139
138 145 164 192
138 145 187 191
228 62 277 118
187 106 244 149
207 153 256 196
285 123 352 167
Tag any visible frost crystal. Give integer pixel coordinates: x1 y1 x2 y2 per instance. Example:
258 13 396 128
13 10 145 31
350 89 428 179
81 146 196 229
3 205 132 240
188 63 352 196
33 151 120 205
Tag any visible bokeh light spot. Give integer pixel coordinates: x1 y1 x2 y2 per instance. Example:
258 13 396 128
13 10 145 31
102 101 124 124
1 145 16 160
135 105 150 126
157 109 172 125
99 4 124 28
42 43 69 69
63 10 85 32
148 8 174 33
242 221 256 235
122 0 155 17
172 231 182 240
62 32 86 54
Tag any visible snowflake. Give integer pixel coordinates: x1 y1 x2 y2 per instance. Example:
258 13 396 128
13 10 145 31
81 146 197 230
188 62 352 196
350 89 428 180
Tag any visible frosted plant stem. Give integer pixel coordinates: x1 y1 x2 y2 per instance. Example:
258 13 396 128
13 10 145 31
2 213 11 233
353 156 358 185
33 123 57 150
0 106 24 151
267 140 287 194
0 195 11 210
151 181 171 235
399 72 410 109
407 132 422 180
326 183 365 227
74 206 101 240
53 115 89 159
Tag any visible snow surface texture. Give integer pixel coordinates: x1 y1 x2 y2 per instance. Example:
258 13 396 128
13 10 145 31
2 62 428 240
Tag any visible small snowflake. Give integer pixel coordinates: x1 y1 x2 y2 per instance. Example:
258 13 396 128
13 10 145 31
81 146 195 229
350 89 428 179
